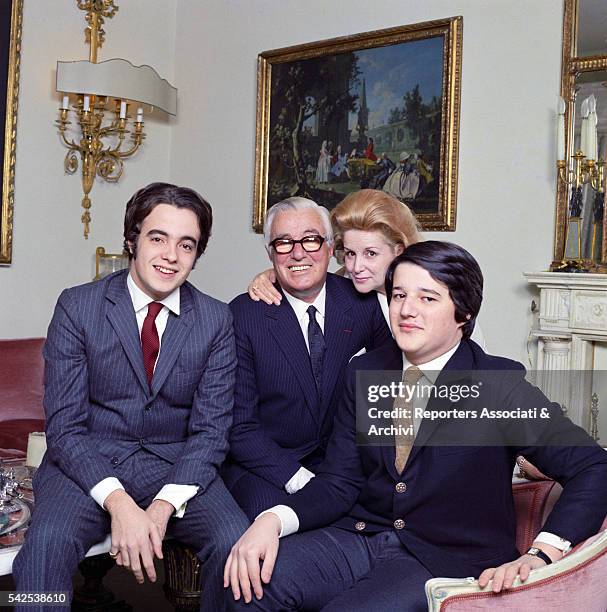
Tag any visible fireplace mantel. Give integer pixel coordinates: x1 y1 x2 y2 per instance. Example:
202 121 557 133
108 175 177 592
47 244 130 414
524 272 606 437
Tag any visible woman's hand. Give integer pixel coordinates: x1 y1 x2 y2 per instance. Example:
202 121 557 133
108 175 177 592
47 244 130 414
248 269 281 305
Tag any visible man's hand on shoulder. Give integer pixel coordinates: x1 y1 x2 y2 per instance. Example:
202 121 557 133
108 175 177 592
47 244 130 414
478 543 562 592
104 489 164 584
223 512 281 603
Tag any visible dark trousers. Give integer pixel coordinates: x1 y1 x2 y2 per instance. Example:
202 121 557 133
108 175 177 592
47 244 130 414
226 527 432 611
13 450 249 612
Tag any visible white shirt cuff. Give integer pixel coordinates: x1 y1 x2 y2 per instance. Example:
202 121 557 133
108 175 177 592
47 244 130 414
284 466 315 494
534 531 572 553
257 505 299 538
154 484 199 518
90 477 125 509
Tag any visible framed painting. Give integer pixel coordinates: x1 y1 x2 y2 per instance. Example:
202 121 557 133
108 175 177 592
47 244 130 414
0 0 22 264
253 17 462 233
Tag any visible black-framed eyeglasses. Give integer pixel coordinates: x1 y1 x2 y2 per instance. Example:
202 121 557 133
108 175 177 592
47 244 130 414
269 235 326 254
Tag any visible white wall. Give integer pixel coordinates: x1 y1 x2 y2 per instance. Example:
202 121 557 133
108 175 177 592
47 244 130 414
0 0 176 337
170 0 562 362
2 0 563 363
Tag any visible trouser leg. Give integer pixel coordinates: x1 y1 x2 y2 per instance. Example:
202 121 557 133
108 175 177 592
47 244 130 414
12 472 110 612
169 475 250 612
320 532 432 612
226 527 372 611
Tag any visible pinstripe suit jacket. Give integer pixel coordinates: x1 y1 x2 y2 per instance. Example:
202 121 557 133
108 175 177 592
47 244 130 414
38 269 236 496
225 273 391 490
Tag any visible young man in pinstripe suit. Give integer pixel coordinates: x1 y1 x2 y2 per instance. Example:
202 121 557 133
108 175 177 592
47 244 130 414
13 183 248 611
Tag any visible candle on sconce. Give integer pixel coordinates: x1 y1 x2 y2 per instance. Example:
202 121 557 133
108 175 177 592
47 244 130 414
557 96 566 161
587 94 598 161
119 100 127 119
136 107 143 123
580 97 589 157
61 95 69 110
593 106 599 162
26 432 47 469
83 95 90 112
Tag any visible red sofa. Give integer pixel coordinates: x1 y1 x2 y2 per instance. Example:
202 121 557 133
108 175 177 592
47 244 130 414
0 338 46 458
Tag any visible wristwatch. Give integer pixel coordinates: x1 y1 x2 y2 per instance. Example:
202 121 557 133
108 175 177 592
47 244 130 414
526 547 552 565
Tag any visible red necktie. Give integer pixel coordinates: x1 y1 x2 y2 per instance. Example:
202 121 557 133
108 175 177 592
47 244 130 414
141 302 163 385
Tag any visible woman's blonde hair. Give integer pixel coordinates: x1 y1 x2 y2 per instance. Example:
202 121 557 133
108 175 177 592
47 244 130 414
331 189 422 264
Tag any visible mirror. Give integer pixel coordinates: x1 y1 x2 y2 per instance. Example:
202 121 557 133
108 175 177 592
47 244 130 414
565 71 607 261
554 0 607 271
576 0 607 57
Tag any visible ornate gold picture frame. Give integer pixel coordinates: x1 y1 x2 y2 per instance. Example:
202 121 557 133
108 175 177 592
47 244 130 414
1 0 23 264
253 17 463 233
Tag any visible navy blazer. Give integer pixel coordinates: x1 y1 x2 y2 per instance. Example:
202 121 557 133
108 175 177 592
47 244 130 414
226 273 391 489
38 270 236 495
286 339 607 578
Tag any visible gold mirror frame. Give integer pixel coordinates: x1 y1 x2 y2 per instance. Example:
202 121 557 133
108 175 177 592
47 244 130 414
554 0 607 271
0 0 23 265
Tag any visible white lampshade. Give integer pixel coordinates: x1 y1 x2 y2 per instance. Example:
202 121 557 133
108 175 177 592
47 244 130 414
56 58 177 116
26 432 47 468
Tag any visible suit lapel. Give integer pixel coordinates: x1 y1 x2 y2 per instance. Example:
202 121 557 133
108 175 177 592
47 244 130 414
151 283 194 396
105 272 149 394
406 342 475 467
320 277 355 418
267 295 320 422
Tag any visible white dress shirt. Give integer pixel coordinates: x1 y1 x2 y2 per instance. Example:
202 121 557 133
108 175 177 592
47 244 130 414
279 287 328 494
262 340 571 552
89 274 198 518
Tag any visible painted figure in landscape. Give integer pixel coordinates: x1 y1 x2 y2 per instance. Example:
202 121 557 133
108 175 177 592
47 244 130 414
364 137 377 162
369 152 396 190
330 145 349 181
384 151 420 200
315 140 330 184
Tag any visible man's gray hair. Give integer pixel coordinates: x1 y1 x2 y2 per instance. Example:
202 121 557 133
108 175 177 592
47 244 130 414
263 197 334 251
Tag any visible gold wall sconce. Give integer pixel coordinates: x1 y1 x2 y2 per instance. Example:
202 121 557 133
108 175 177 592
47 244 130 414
56 1 177 239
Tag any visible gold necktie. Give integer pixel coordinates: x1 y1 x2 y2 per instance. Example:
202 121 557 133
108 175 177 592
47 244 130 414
393 366 423 474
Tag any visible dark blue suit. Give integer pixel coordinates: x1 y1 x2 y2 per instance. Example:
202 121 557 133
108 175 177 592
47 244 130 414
223 273 391 518
229 339 607 611
14 270 248 611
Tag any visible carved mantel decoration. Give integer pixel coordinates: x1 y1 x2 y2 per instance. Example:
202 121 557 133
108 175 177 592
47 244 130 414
525 272 606 439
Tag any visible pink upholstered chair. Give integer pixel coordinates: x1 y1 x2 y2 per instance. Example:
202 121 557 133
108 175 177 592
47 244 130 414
0 338 46 458
425 479 607 611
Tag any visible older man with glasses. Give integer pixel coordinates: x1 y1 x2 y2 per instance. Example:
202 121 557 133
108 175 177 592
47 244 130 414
222 197 392 520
